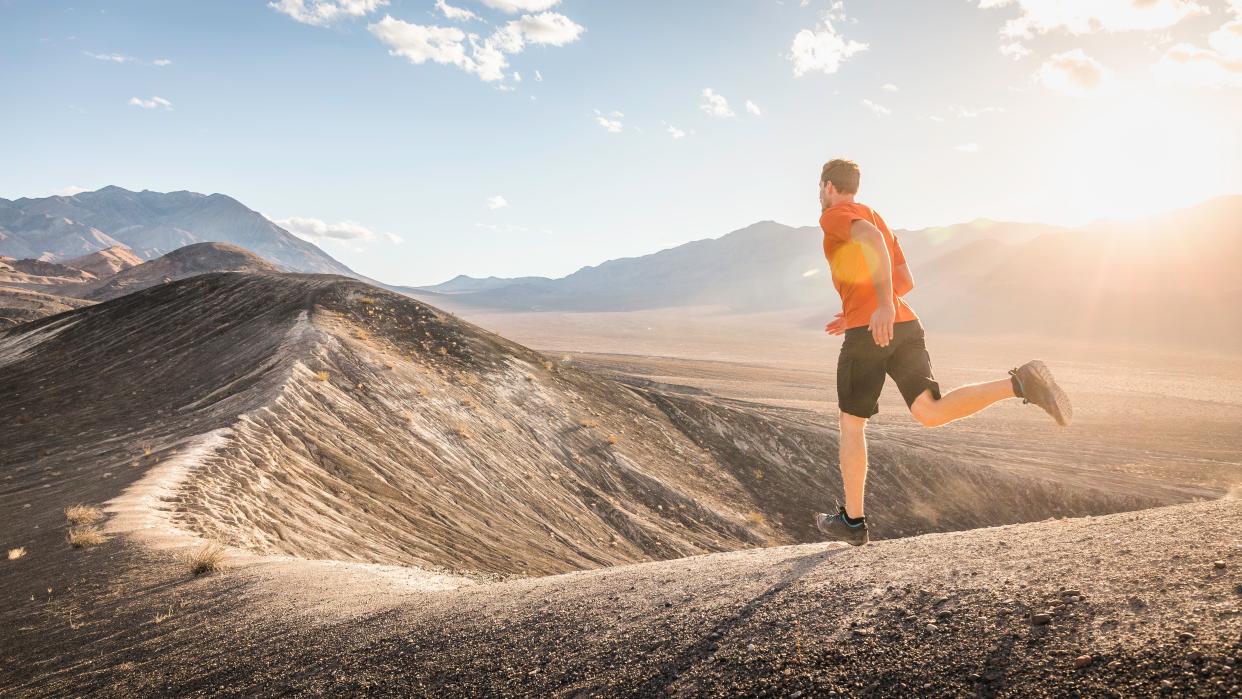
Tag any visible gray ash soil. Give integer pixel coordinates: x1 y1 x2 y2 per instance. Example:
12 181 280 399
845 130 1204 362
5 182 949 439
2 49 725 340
1 271 1238 696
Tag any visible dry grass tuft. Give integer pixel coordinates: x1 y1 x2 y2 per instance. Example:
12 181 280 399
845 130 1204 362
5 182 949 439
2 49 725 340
578 418 600 428
153 606 175 624
453 423 474 440
746 511 767 526
65 504 104 525
607 434 619 446
437 346 449 356
315 370 330 382
8 547 27 560
542 360 554 371
67 526 107 548
184 543 226 576
357 296 376 305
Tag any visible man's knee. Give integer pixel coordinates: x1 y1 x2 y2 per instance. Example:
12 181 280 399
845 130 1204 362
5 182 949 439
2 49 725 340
910 392 946 428
839 411 868 434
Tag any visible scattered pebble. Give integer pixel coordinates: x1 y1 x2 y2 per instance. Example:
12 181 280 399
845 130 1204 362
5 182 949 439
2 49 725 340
1032 613 1052 625
1213 560 1226 569
1074 655 1093 669
925 623 938 633
1177 632 1195 642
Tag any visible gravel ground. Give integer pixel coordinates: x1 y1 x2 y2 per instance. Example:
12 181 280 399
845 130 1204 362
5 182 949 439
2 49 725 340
4 498 1238 697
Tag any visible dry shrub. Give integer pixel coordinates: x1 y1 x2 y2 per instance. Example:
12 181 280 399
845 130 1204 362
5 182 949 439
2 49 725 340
454 423 473 440
184 543 226 576
607 434 619 446
357 296 376 305
541 360 554 371
67 526 107 548
153 606 175 624
315 371 330 382
65 504 103 525
578 418 600 428
437 346 449 356
7 547 26 560
746 511 767 526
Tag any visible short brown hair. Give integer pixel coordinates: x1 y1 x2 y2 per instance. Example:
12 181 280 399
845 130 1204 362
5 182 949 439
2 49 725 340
821 159 860 194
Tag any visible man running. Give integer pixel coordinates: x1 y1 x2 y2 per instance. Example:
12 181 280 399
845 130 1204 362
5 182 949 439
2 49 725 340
813 159 1071 546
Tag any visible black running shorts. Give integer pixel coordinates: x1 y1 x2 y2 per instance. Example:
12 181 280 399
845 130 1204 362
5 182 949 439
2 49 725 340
836 319 941 419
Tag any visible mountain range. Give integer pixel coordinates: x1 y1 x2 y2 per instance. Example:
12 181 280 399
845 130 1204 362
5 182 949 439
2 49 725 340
0 186 354 276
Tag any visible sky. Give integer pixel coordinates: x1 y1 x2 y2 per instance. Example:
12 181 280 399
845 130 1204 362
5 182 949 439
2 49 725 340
2 0 1241 286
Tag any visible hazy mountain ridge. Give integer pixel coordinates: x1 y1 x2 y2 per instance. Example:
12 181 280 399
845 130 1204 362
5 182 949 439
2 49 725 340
0 186 355 276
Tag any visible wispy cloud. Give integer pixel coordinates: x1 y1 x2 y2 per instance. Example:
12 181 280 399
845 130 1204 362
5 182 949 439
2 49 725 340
153 58 172 66
269 0 389 27
881 83 899 92
955 143 980 153
435 0 479 22
128 96 173 110
860 98 890 116
84 51 132 63
368 11 582 83
593 109 623 132
1153 4 1242 89
275 216 378 242
788 3 868 77
1036 48 1110 95
480 0 562 13
486 195 510 209
666 123 686 139
745 99 763 116
700 88 734 118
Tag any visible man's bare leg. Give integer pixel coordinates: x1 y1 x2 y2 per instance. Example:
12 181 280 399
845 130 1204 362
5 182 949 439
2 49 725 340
838 411 869 518
909 379 1015 428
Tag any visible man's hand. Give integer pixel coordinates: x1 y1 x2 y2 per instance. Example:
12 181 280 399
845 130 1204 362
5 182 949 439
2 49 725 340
869 302 896 347
825 312 846 336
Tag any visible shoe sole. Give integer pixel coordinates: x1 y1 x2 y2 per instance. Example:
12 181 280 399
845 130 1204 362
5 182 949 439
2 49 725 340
1027 360 1073 427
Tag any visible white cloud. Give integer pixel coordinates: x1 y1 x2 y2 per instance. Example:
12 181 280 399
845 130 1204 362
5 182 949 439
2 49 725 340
745 99 763 116
955 143 980 153
594 112 623 132
486 195 509 209
58 186 90 196
368 11 580 83
513 71 522 82
1153 6 1242 89
976 0 1206 39
85 51 132 63
534 69 544 81
881 83 899 92
269 0 389 27
475 222 530 233
999 40 1031 60
128 96 173 110
383 231 404 244
479 0 561 13
435 0 479 22
666 124 686 139
153 58 172 66
275 216 377 242
1036 48 1110 95
950 105 1004 118
788 7 868 77
700 88 734 118
860 98 890 116
514 12 583 46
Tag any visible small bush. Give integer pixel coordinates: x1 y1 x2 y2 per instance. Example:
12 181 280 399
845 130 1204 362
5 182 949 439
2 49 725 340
607 434 619 446
65 504 103 525
746 511 767 526
7 547 26 560
68 526 107 548
578 418 600 428
357 297 376 305
315 371 330 382
454 424 473 440
184 543 226 576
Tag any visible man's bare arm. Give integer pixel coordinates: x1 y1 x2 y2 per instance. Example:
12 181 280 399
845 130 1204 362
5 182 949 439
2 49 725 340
850 219 897 346
894 262 914 297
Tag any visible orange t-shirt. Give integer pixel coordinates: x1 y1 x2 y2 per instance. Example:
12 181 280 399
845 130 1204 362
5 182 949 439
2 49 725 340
820 202 918 330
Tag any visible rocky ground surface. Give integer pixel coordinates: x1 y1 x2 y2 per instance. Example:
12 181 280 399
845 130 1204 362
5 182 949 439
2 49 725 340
2 271 1239 697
